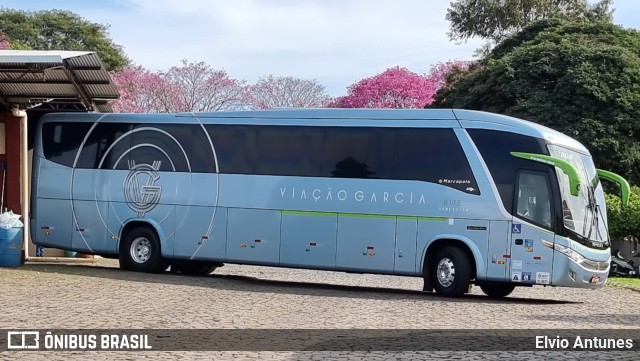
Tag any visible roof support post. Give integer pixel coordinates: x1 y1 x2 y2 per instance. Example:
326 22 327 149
61 61 93 111
10 104 29 260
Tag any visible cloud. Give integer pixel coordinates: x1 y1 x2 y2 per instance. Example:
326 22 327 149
4 0 486 95
6 0 640 95
104 0 486 95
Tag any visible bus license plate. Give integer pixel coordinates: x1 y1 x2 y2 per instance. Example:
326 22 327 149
590 275 600 283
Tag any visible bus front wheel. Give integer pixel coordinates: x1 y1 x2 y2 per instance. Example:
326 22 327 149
119 227 167 273
431 246 472 297
479 282 516 298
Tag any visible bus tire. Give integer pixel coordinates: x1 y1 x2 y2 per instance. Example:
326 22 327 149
431 246 472 297
170 261 220 276
479 282 516 298
119 227 167 273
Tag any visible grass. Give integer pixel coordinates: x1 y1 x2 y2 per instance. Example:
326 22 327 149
608 277 640 290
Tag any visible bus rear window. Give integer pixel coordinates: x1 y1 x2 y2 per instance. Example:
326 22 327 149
42 122 93 167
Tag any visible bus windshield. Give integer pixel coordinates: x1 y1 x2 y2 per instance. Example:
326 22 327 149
548 144 609 248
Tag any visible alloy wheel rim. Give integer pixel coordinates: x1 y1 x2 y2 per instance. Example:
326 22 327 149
130 237 151 263
436 257 456 287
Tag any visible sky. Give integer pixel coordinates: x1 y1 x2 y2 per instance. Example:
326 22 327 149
2 0 640 96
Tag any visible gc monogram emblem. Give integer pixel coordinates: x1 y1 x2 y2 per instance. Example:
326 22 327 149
124 160 162 216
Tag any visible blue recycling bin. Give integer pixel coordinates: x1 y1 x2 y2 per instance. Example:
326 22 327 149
0 227 23 267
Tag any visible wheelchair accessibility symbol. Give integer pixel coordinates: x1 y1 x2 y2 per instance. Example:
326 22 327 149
512 224 522 234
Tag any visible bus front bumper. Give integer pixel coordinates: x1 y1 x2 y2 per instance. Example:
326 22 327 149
550 249 610 289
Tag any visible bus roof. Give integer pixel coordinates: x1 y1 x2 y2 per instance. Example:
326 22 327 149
181 108 588 153
40 108 589 153
452 109 588 154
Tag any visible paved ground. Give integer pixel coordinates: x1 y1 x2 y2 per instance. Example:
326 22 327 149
0 259 639 360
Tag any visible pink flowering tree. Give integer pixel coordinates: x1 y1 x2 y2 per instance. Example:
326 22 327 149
110 66 165 113
110 60 248 113
0 33 11 49
160 59 247 112
331 61 469 109
426 60 470 90
330 67 434 108
246 75 331 109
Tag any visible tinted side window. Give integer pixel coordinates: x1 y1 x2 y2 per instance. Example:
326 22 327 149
44 121 224 173
515 171 553 229
254 126 321 177
129 125 180 172
207 125 252 174
188 124 218 173
392 128 478 194
209 125 366 176
126 124 218 173
206 125 477 193
207 125 325 176
323 127 377 178
468 129 549 211
77 123 134 170
42 122 93 167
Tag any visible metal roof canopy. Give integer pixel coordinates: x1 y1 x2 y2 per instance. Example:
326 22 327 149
0 50 120 261
0 50 119 112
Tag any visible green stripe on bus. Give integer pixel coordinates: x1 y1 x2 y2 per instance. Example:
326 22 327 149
396 216 449 222
281 210 337 217
418 216 448 222
281 210 447 222
341 213 396 219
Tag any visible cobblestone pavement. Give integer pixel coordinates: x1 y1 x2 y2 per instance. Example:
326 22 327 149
0 259 639 360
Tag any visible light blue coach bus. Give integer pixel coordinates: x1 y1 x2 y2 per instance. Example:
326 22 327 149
31 109 629 297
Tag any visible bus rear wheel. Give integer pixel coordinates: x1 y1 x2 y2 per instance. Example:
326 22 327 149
479 282 516 298
431 246 472 297
119 227 167 273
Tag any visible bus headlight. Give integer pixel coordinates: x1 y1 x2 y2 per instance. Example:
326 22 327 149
541 239 585 263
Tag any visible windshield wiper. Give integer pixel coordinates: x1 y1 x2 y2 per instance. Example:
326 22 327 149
594 202 610 247
581 185 594 237
584 185 609 245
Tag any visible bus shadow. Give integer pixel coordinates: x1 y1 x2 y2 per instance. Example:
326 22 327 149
207 273 575 305
22 262 578 305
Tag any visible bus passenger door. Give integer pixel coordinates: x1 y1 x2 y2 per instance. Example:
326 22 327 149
509 222 556 285
509 170 556 286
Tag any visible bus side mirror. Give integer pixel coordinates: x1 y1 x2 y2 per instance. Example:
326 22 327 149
510 152 581 197
596 169 630 206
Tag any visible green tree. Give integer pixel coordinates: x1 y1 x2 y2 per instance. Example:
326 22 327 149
446 0 613 43
606 186 640 241
431 20 640 183
0 9 129 70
